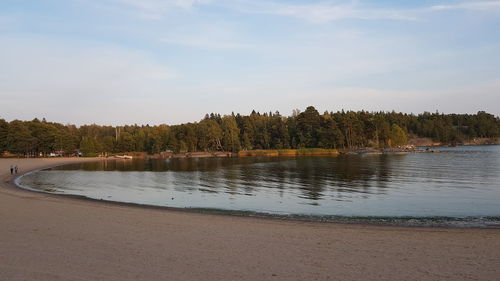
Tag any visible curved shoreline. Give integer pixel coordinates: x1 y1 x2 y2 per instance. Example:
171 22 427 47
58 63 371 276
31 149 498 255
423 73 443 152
11 159 500 228
1 158 500 281
12 158 500 228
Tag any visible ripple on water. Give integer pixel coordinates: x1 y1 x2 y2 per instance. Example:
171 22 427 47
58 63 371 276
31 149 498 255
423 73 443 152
17 146 500 226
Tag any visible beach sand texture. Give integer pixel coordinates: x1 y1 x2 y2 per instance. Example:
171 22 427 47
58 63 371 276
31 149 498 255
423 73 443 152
1 158 499 281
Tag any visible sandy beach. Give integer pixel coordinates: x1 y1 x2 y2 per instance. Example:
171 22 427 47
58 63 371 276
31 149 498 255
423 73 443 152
1 158 499 281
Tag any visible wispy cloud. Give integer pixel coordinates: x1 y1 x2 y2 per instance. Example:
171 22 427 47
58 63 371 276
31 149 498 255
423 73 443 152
219 1 418 23
259 2 416 23
96 1 500 23
161 37 252 50
159 19 254 50
221 0 500 23
98 0 419 23
431 1 500 11
0 35 178 124
2 0 500 123
108 0 211 19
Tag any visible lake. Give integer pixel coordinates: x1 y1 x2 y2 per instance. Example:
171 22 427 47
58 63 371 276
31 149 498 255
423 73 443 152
17 145 500 225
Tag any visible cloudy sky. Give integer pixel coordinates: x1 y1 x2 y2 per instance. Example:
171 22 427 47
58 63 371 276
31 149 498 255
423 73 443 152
1 0 499 125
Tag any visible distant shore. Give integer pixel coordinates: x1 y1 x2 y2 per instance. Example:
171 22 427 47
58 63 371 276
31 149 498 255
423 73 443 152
408 137 500 147
2 137 498 160
99 140 499 159
3 141 498 160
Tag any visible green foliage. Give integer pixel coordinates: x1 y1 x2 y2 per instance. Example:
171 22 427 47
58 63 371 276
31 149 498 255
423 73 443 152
221 116 241 152
199 119 223 151
116 132 135 152
296 106 321 147
0 119 9 152
79 136 99 157
1 108 499 156
390 124 408 147
7 120 34 154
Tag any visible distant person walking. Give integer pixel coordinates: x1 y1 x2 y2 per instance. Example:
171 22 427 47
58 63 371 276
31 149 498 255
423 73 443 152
10 165 14 174
15 166 18 174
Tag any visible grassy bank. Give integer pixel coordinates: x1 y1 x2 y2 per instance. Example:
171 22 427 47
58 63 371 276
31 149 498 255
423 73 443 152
238 148 339 157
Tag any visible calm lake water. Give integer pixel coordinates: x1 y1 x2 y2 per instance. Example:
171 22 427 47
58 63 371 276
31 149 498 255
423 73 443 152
18 146 500 221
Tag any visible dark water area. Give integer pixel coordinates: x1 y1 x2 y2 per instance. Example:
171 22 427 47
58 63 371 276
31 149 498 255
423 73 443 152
18 146 500 226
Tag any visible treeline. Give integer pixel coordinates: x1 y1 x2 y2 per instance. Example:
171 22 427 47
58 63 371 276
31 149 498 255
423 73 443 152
1 107 499 156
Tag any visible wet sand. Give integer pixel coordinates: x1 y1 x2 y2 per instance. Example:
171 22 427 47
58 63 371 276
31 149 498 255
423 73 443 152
1 158 499 281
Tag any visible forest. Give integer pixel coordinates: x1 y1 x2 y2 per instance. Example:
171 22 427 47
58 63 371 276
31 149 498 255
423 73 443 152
1 106 499 157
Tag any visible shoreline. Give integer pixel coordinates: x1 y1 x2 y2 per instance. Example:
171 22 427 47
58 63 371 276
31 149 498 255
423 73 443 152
10 156 500 229
1 158 500 280
13 165 500 229
105 143 500 159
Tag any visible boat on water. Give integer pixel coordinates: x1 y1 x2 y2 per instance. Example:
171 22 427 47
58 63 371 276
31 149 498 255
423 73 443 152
115 155 133 159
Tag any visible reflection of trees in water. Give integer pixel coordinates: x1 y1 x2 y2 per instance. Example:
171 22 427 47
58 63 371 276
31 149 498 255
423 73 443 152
238 165 260 195
54 159 147 171
53 156 396 201
374 155 390 190
294 158 330 201
269 162 287 198
61 158 284 172
221 168 240 194
197 171 222 193
279 156 393 201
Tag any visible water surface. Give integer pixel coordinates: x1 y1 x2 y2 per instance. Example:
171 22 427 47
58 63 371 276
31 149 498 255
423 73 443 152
18 146 500 222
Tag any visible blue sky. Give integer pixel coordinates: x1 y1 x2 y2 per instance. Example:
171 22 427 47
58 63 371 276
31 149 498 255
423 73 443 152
1 0 499 125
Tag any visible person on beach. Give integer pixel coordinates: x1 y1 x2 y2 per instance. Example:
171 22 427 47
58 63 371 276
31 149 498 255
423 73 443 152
15 166 18 174
10 165 14 174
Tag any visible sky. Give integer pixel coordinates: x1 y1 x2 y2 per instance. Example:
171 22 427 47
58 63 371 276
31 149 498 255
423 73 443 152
1 0 499 125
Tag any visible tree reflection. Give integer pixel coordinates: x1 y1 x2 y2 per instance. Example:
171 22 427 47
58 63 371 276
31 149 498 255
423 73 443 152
52 155 398 202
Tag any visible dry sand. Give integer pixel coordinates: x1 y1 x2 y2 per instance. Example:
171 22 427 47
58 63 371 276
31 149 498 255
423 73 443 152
1 158 499 281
